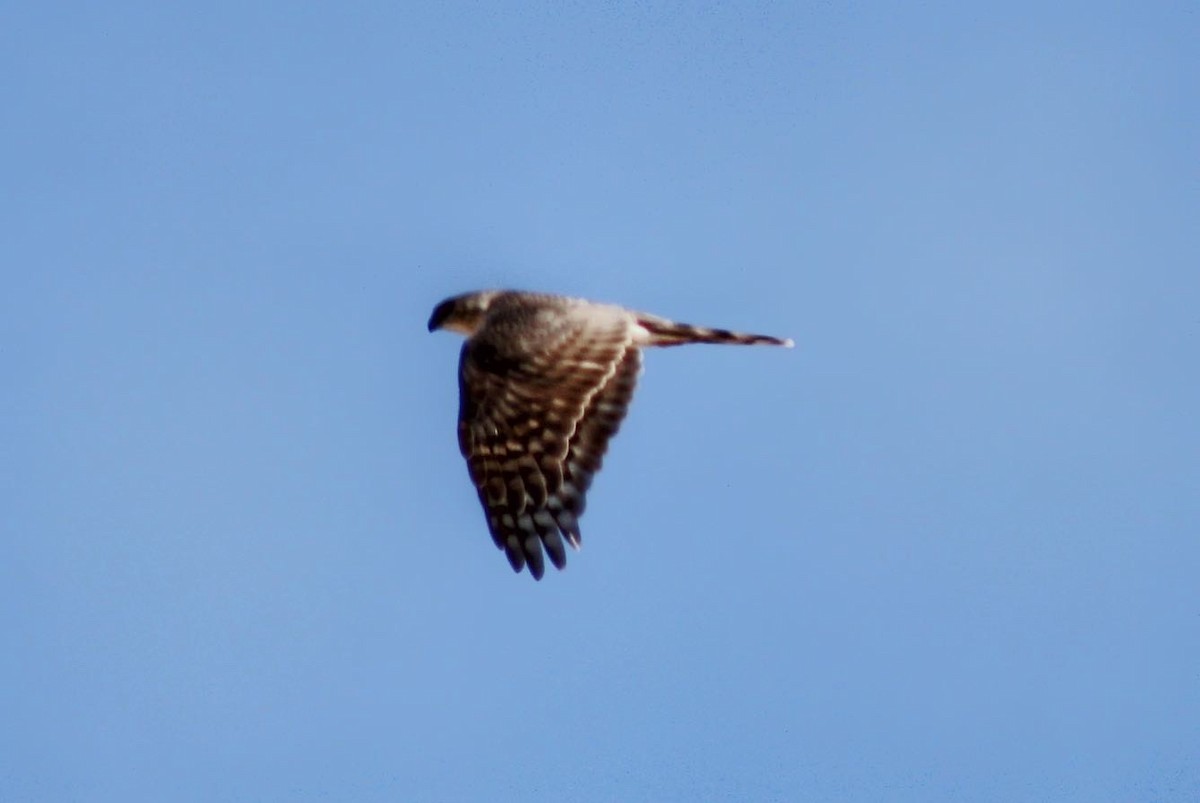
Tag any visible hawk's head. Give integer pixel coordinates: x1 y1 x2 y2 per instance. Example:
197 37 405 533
427 290 500 336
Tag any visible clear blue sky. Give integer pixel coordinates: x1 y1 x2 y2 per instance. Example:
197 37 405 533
3 3 1197 801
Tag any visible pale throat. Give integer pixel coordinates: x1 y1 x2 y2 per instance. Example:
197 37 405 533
443 318 481 336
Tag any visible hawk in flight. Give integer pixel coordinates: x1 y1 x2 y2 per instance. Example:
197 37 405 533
428 290 792 580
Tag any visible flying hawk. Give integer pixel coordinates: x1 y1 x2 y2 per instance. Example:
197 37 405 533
429 290 792 579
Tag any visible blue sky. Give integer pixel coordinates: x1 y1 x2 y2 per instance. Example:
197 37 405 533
3 2 1197 801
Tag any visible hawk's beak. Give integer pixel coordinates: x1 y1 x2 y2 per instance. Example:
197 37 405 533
428 299 454 332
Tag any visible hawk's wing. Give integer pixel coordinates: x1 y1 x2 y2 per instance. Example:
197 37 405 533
457 300 641 579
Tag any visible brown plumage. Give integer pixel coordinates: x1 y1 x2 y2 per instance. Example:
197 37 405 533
428 290 792 579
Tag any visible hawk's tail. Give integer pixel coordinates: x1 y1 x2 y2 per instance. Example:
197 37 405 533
635 314 794 349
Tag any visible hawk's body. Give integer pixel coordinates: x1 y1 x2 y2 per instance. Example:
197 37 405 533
428 290 792 580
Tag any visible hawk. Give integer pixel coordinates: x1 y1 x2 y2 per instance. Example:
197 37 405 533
428 290 792 580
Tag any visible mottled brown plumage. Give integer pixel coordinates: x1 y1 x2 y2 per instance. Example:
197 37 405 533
428 290 792 579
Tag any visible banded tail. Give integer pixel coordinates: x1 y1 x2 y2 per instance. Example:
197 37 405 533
634 314 794 349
